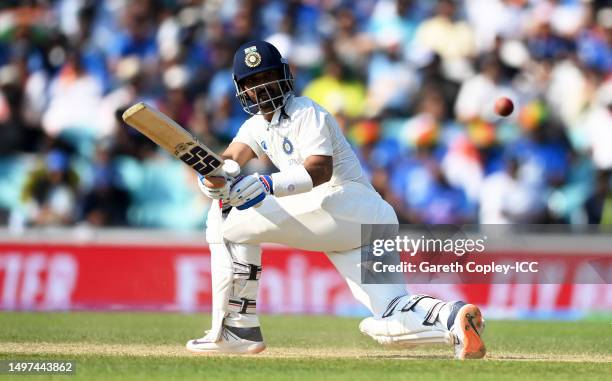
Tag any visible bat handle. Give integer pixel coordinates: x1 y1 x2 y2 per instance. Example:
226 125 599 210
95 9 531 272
222 160 241 178
214 160 265 209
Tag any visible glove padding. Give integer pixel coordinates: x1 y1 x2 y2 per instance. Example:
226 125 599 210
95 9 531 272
229 174 273 210
196 159 241 203
197 175 230 202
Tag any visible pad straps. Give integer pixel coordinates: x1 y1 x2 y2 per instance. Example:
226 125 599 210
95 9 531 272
383 294 452 327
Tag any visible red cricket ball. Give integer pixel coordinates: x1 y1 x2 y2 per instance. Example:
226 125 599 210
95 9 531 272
494 97 514 117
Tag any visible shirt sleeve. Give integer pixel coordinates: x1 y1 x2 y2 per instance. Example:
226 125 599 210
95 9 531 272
297 107 334 158
232 122 265 159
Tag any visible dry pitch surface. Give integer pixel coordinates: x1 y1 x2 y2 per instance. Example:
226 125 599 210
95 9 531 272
1 312 611 380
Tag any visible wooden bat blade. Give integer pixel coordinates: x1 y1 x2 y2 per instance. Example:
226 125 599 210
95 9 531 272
122 102 224 177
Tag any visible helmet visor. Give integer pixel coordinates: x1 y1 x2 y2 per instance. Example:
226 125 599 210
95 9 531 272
236 78 294 116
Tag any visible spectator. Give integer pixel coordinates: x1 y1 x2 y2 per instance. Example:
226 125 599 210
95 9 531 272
441 137 483 203
584 80 612 171
303 58 366 118
525 12 573 62
577 6 612 73
21 150 79 226
420 163 475 224
0 0 608 229
0 65 25 154
332 7 374 74
365 37 419 117
106 2 158 66
413 0 476 62
479 156 547 223
79 141 129 227
158 65 194 129
96 55 150 137
389 145 439 223
41 51 104 138
454 53 511 122
583 170 611 224
418 54 460 120
465 0 528 53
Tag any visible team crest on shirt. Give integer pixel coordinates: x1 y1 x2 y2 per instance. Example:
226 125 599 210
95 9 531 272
282 137 294 154
244 46 262 68
260 140 267 151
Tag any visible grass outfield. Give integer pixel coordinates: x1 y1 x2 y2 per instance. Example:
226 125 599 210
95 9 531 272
1 312 611 381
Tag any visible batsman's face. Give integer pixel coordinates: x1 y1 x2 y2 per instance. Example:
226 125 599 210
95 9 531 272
241 70 284 113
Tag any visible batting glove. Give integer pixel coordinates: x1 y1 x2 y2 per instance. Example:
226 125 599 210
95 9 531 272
228 174 273 210
196 159 241 203
197 174 230 202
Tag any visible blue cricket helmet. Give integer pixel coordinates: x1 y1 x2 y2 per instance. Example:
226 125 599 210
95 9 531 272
232 40 294 116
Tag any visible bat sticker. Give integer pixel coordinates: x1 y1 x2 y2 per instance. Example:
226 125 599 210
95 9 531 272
177 144 222 176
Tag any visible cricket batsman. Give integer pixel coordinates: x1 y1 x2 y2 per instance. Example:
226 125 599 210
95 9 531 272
185 40 486 359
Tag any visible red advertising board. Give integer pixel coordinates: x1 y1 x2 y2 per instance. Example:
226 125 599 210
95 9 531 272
0 242 610 318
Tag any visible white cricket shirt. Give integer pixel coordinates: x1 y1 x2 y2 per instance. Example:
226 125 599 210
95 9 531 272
233 94 370 187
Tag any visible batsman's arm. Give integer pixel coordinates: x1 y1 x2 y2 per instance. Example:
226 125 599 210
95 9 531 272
303 155 333 187
220 142 257 170
202 142 256 183
225 154 332 210
198 141 256 195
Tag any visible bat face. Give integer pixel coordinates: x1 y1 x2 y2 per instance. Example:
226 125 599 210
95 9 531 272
122 102 224 177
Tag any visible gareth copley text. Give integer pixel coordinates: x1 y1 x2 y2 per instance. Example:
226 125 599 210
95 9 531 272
373 261 539 275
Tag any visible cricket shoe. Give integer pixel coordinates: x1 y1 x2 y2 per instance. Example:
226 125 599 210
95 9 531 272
186 325 266 354
450 303 486 360
359 312 453 348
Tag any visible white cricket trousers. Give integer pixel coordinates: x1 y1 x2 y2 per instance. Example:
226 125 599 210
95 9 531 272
206 180 406 317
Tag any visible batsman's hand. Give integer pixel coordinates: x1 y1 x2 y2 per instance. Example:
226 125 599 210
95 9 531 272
197 159 241 203
198 175 229 202
228 173 273 210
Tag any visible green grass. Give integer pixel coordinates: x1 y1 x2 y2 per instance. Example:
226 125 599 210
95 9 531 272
1 312 611 381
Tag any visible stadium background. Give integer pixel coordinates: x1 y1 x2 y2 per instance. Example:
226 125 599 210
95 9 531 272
0 0 610 319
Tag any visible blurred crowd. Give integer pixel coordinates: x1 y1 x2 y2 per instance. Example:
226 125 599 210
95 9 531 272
0 0 611 230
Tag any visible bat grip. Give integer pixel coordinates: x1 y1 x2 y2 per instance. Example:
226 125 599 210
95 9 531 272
222 160 241 177
213 161 265 209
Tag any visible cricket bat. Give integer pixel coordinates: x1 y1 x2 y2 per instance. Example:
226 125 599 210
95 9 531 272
122 102 225 177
